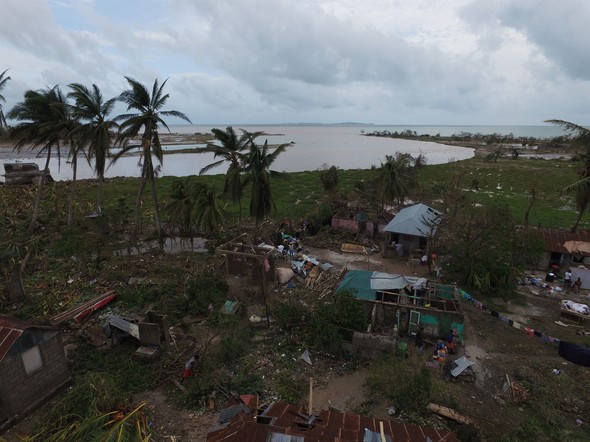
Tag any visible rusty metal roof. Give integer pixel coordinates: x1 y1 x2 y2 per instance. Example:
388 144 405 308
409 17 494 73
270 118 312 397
536 229 590 254
0 315 56 362
207 402 458 442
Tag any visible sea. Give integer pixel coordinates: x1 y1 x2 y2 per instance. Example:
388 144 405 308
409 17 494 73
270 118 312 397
0 124 573 182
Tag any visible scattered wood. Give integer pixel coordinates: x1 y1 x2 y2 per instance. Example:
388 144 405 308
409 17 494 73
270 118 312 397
50 290 116 326
501 374 528 404
426 402 476 425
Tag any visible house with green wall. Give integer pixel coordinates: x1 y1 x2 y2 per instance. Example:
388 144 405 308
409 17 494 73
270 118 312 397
336 270 464 342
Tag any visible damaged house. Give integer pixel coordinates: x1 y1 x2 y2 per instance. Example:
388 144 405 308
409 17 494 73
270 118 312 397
336 270 464 357
207 396 458 442
0 315 71 429
215 234 276 293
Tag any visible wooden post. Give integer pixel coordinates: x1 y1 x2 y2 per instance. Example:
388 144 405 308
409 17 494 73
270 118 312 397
308 378 313 415
379 421 386 442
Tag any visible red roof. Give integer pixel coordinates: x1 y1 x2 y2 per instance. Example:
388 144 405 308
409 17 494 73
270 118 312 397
536 229 590 254
207 401 457 442
0 315 57 362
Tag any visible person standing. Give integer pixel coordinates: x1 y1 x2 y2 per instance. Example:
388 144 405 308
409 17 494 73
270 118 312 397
182 354 199 384
445 329 457 355
564 269 572 293
574 277 582 294
415 326 425 356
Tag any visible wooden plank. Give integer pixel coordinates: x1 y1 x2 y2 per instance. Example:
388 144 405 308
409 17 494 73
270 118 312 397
50 290 116 325
426 402 476 425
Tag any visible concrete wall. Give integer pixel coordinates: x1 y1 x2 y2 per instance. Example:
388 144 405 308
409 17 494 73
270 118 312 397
0 333 71 425
347 332 396 359
331 217 385 237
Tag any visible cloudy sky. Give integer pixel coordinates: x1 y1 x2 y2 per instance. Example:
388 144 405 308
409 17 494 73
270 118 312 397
1 0 589 126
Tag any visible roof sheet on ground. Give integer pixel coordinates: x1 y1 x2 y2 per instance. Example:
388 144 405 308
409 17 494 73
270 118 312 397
336 270 426 301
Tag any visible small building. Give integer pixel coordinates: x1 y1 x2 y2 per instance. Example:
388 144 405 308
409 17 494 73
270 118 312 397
535 229 590 270
383 203 442 257
207 397 458 442
215 234 276 294
0 315 71 429
331 214 390 238
336 270 464 342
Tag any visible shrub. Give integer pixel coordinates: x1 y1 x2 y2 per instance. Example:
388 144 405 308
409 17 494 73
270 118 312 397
273 370 304 403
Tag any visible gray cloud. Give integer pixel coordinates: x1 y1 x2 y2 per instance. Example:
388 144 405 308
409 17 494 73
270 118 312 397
1 0 590 124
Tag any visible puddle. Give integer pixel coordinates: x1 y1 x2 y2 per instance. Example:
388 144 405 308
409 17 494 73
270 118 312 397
112 237 208 256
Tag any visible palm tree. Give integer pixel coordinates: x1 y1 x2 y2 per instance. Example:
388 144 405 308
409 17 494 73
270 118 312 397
195 183 224 237
242 131 292 226
68 83 118 213
198 127 254 231
113 77 191 247
0 69 11 130
546 119 590 232
8 86 68 233
379 152 413 208
164 179 196 236
165 179 224 238
48 91 81 226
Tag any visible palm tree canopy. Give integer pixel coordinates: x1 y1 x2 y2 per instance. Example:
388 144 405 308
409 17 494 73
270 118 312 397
548 119 590 232
243 132 292 224
379 152 413 206
8 86 70 159
545 119 590 138
114 76 191 164
198 127 251 175
68 83 118 178
0 69 11 128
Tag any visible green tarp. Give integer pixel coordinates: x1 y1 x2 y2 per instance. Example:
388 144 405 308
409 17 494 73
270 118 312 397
336 270 425 301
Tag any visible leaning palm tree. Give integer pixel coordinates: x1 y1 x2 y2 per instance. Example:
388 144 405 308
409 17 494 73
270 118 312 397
8 86 67 234
198 127 255 232
113 77 191 247
242 131 292 226
68 83 118 213
546 119 590 232
0 69 11 130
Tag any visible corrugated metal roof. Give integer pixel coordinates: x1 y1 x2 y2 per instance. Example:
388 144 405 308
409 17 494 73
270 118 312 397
0 315 57 362
207 401 458 442
536 229 590 254
384 203 441 236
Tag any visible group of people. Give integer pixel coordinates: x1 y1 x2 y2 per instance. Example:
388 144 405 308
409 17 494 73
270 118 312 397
415 326 457 369
564 269 582 294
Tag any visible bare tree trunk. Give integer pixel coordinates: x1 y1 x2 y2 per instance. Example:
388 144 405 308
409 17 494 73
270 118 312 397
27 150 51 235
67 155 78 226
571 209 585 233
134 169 148 239
524 186 537 229
96 174 104 214
148 168 163 251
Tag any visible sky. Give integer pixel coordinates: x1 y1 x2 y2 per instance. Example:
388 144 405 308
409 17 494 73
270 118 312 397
1 0 589 126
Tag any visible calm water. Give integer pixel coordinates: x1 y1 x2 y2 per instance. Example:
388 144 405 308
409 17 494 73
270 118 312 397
0 124 570 182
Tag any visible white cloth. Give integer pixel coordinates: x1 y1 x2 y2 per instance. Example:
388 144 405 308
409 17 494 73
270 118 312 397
562 300 590 315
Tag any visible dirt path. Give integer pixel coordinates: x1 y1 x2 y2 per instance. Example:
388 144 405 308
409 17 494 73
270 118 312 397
312 368 370 412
